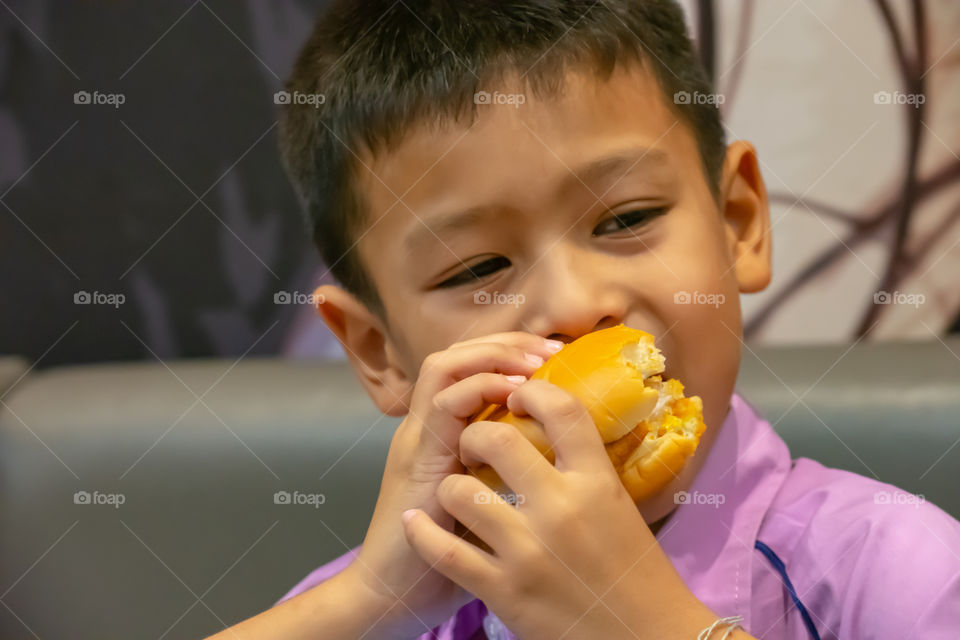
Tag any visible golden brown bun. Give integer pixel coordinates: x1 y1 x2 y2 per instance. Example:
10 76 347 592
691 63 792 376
465 324 706 506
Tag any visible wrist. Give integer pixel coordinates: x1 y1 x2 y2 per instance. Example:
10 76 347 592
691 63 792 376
675 602 759 640
202 565 408 640
627 589 758 640
332 564 411 640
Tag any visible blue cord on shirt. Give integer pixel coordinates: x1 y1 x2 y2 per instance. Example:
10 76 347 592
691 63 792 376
755 540 821 640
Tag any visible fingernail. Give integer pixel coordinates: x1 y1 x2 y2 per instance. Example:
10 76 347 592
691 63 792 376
524 352 544 367
505 374 526 385
543 339 565 353
402 509 417 525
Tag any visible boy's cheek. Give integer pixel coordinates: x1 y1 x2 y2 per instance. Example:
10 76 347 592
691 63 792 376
657 278 742 429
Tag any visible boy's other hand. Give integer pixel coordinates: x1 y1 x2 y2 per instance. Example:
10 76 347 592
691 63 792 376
344 331 564 638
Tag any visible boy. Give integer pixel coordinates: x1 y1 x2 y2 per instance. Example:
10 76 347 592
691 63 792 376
209 1 960 638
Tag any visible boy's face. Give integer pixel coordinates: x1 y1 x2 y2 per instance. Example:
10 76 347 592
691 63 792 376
323 62 770 522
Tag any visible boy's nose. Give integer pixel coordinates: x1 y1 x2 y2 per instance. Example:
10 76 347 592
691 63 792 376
523 244 629 344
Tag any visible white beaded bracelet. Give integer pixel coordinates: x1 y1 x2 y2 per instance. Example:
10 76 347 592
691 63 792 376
697 614 744 640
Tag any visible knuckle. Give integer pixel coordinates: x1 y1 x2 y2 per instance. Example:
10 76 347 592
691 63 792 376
437 473 470 502
484 371 512 387
437 473 458 493
595 471 624 498
430 389 450 415
513 537 544 568
436 542 461 569
552 396 584 420
481 421 517 451
437 475 480 506
494 593 524 624
507 546 544 596
472 342 507 363
491 341 517 359
420 351 442 376
540 495 575 529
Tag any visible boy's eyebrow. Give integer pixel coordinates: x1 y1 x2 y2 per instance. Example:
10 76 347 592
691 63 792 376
570 146 669 188
404 146 670 252
405 205 503 252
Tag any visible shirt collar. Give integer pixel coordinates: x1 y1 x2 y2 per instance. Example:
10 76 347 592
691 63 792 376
655 392 792 628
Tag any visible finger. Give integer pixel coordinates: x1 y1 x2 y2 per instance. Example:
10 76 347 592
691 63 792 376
413 342 545 406
401 508 498 597
411 344 548 459
506 379 610 474
421 372 525 461
449 332 565 360
432 373 527 422
414 371 530 460
459 419 557 497
435 472 526 554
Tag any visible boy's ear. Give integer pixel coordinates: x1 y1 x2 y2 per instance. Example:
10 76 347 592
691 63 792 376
720 140 772 293
312 284 413 417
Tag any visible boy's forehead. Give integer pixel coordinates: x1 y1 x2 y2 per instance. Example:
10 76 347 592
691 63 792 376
357 64 698 260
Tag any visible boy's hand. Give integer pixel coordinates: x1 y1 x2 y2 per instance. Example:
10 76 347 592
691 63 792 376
345 332 564 639
400 378 721 640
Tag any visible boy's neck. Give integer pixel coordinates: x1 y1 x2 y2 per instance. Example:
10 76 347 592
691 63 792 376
649 510 673 537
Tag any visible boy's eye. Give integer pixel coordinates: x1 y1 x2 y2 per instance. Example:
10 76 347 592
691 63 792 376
592 206 668 236
436 255 511 289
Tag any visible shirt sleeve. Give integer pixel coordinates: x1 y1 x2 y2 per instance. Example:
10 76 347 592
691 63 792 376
273 545 362 606
272 546 487 639
852 500 960 639
905 570 960 640
767 463 960 639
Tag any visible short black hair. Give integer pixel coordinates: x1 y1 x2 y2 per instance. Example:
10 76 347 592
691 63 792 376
278 0 726 322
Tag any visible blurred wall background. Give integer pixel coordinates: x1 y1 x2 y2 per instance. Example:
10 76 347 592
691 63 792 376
1 0 959 366
0 0 328 366
679 0 960 345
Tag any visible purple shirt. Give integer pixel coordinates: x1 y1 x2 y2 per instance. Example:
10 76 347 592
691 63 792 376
276 393 960 638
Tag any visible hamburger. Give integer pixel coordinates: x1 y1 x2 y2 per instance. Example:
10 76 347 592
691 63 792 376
465 323 706 506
